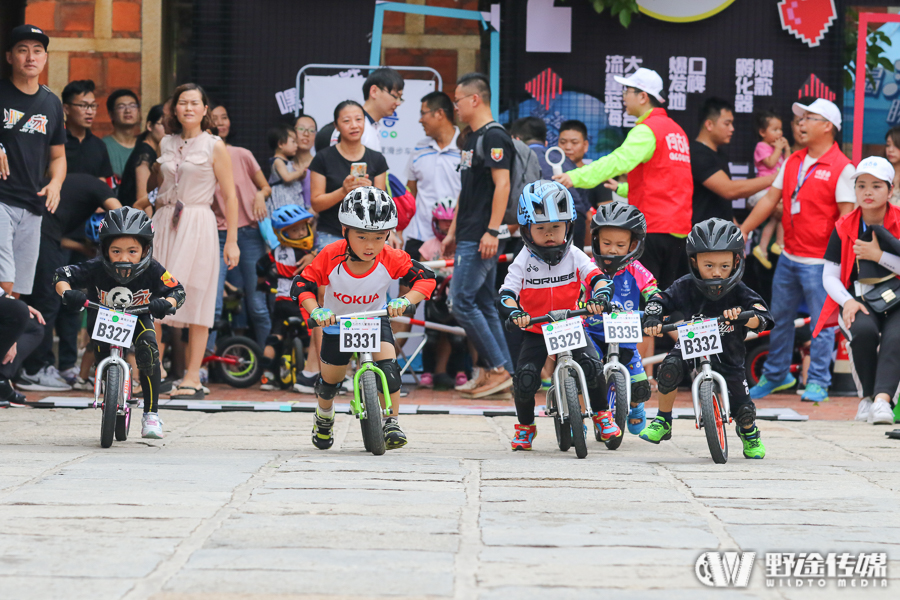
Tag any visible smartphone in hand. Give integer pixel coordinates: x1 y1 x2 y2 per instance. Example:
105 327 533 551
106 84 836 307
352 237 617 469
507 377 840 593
350 162 367 180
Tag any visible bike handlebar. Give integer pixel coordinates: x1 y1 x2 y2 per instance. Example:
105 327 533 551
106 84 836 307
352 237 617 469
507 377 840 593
84 300 151 316
658 310 757 334
306 303 417 328
505 307 593 332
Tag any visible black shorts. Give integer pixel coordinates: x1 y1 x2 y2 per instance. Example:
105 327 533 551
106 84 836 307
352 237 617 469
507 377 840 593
270 300 305 338
320 317 396 366
665 346 752 409
404 238 425 262
642 234 688 291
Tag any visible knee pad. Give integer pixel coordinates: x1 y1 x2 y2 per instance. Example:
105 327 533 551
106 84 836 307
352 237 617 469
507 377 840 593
735 402 756 428
265 334 282 349
315 376 342 400
135 342 159 372
574 352 603 387
631 378 651 404
656 355 684 395
376 360 402 394
513 363 542 401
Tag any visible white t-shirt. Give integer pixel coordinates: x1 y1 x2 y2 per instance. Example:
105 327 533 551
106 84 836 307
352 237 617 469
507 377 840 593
404 129 462 241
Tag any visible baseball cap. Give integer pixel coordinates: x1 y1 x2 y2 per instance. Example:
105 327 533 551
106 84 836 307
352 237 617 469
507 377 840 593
852 156 895 185
792 98 841 131
614 68 665 103
6 24 50 51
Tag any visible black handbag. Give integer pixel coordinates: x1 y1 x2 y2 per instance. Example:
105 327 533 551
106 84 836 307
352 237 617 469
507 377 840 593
862 277 900 314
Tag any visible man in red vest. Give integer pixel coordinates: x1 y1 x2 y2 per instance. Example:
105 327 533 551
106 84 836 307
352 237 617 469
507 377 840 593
553 67 693 291
740 99 855 403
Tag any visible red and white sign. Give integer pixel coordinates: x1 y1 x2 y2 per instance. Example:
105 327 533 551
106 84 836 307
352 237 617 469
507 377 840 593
778 0 837 48
525 68 563 110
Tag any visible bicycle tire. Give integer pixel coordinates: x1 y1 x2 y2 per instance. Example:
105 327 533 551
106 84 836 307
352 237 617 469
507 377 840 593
550 386 571 452
101 365 120 448
215 336 264 388
565 373 588 459
360 371 386 456
292 337 305 386
115 405 131 441
604 370 628 450
699 379 728 464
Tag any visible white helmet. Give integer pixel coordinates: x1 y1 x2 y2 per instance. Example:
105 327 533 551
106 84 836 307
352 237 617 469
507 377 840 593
339 186 398 231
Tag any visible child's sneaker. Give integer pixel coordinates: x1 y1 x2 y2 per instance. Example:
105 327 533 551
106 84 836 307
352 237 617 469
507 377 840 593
592 410 622 442
260 371 278 391
627 402 646 435
141 412 164 439
511 423 537 451
419 373 433 388
455 372 468 388
736 425 766 459
383 417 407 449
638 417 672 444
311 409 335 450
770 242 782 256
752 245 772 269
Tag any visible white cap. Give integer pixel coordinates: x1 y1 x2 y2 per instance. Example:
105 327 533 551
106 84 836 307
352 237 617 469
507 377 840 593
792 98 842 131
614 68 665 103
852 156 895 185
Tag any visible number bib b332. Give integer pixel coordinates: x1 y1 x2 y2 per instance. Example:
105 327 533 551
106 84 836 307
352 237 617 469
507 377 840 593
602 312 642 343
339 317 381 353
677 319 722 360
92 307 138 347
541 317 587 356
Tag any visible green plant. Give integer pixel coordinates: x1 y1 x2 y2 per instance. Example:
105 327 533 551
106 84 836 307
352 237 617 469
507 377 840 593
844 8 894 90
565 0 640 28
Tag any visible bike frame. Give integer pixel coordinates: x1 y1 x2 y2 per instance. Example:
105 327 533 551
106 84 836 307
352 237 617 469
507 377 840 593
93 347 132 414
352 351 392 419
690 358 732 430
602 340 632 408
546 351 593 421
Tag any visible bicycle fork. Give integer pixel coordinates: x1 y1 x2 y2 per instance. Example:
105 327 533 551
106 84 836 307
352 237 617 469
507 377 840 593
351 352 393 420
93 350 132 414
602 342 632 409
547 352 593 421
691 360 732 430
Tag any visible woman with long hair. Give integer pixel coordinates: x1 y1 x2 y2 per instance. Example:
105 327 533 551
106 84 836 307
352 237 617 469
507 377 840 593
123 104 165 212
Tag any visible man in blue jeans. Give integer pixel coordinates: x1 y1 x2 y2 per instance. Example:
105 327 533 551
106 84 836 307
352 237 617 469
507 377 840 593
740 99 854 402
441 73 513 398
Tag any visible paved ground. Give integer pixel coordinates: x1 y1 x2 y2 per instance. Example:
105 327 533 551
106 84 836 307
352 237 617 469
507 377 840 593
2 405 899 599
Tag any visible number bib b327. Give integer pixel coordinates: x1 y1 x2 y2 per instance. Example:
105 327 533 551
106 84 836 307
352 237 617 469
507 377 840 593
339 317 381 353
92 307 138 347
541 317 587 356
602 312 642 343
677 319 722 360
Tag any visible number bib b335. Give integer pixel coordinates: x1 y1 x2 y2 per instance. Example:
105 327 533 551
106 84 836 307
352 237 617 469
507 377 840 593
92 307 138 347
602 312 642 343
541 317 587 356
339 317 381 353
677 319 722 360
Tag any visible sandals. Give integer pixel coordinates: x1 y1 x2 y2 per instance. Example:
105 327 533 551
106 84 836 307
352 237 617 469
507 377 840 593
628 402 646 435
169 385 205 400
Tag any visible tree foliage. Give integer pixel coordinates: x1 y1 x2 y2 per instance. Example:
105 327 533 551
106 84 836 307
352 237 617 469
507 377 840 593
844 8 894 90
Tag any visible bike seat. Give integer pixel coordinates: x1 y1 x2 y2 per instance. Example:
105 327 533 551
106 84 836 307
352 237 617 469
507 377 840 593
286 316 306 328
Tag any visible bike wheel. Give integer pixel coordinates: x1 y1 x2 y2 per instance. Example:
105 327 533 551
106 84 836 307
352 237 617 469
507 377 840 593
215 336 264 388
550 386 571 452
565 373 587 459
291 337 305 386
115 405 131 441
699 379 728 464
101 365 120 448
604 370 628 450
745 343 768 387
360 371 386 456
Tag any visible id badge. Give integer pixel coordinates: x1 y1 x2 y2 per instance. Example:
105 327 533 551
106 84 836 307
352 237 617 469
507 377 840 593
790 191 800 215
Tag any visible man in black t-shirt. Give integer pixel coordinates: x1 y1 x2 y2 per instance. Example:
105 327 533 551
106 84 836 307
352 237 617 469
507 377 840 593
690 98 774 225
442 73 513 398
0 25 67 298
62 79 113 180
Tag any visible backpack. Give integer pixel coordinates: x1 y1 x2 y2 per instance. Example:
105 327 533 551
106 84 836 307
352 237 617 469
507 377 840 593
387 172 417 231
474 122 542 225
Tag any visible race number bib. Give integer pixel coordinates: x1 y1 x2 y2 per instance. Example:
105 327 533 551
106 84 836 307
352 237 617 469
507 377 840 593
339 317 381 352
677 319 722 360
541 317 587 355
602 312 642 343
92 307 138 347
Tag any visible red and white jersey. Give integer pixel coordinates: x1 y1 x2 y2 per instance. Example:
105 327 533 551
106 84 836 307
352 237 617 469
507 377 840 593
501 246 604 333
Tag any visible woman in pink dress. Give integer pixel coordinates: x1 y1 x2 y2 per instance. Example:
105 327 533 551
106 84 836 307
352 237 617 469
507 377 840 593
154 83 240 399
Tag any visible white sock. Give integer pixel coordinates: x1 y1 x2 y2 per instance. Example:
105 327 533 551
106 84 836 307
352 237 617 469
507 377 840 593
317 406 334 419
302 370 318 378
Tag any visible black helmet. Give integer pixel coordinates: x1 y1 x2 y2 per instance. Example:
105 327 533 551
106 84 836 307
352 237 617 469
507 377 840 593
99 207 155 284
685 218 745 300
590 202 646 275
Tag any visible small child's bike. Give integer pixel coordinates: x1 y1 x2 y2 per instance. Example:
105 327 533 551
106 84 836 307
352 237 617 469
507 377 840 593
597 307 641 450
659 311 756 464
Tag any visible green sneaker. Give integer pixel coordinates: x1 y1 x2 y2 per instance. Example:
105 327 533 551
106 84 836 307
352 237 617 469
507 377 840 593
638 416 672 444
737 425 766 459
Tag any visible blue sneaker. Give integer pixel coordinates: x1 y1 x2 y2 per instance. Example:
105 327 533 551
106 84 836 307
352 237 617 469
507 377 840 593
749 374 796 400
800 382 829 403
627 402 646 435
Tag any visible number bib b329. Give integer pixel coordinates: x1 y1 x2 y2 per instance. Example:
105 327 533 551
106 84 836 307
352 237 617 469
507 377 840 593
541 317 587 356
339 317 381 352
92 307 138 347
602 312 642 343
677 319 722 360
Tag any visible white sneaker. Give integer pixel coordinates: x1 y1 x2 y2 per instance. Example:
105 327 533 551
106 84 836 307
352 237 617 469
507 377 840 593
855 397 873 422
72 376 94 391
455 367 483 392
59 367 80 385
141 412 164 439
869 399 894 425
15 365 72 391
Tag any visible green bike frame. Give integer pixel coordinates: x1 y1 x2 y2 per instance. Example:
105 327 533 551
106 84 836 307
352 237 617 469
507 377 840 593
351 361 393 418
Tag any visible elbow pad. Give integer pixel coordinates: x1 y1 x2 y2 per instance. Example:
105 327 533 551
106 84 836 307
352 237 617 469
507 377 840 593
400 260 435 288
498 290 521 320
290 275 317 302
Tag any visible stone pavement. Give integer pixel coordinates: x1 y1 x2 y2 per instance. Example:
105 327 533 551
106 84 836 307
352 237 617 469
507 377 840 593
1 408 898 599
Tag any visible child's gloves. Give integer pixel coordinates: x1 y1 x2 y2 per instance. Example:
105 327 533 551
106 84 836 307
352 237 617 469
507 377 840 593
642 301 664 329
387 297 411 311
310 307 334 325
149 298 174 319
62 289 87 310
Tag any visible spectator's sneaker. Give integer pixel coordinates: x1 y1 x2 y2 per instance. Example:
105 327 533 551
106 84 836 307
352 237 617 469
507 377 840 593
0 378 25 405
433 373 456 390
455 367 483 392
59 367 80 385
293 372 317 395
869 399 894 425
511 423 537 451
800 382 828 403
419 373 433 388
383 417 407 449
592 410 622 442
540 378 552 391
468 367 512 399
855 397 873 422
455 372 468 388
259 371 277 391
749 374 796 400
638 417 672 444
72 376 94 391
15 366 73 391
141 412 164 439
737 425 766 459
311 409 335 449
752 245 772 269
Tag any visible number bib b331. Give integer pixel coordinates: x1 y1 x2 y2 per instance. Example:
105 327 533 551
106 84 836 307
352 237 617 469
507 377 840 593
339 317 381 353
602 312 642 343
677 319 722 360
541 317 587 356
92 307 138 347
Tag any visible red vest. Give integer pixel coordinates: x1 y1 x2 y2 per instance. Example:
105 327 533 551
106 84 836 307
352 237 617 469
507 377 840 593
780 143 852 259
627 109 693 235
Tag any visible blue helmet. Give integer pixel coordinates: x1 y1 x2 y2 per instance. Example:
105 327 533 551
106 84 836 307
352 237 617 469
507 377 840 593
85 213 105 244
272 204 315 250
517 179 576 266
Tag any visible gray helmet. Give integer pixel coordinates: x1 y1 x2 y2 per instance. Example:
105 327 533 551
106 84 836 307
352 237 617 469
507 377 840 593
99 207 155 284
685 218 745 300
590 202 646 275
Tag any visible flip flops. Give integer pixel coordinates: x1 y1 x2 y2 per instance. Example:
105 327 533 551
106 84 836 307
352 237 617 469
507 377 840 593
628 402 646 435
169 385 205 400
